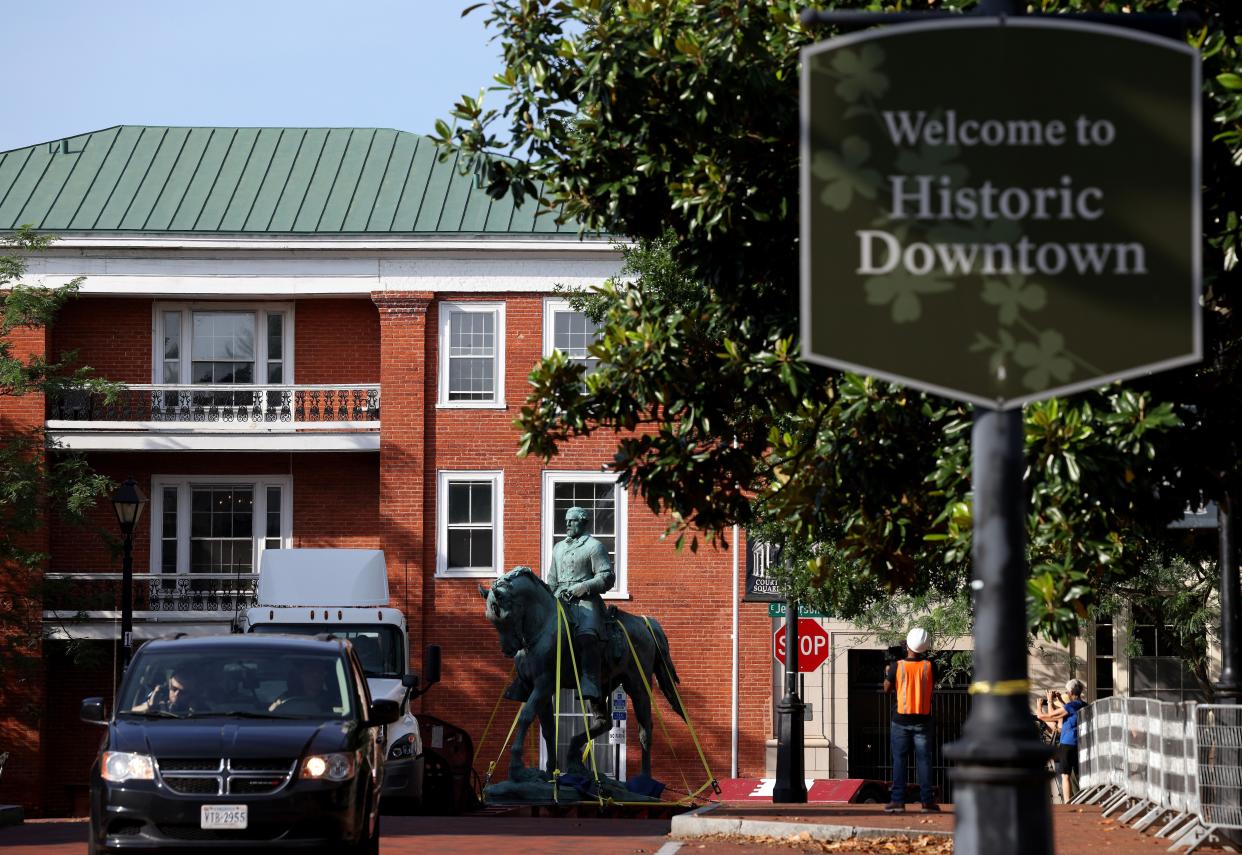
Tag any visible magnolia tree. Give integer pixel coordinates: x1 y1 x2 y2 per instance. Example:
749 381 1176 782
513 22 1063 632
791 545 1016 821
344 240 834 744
0 228 114 693
435 0 1242 642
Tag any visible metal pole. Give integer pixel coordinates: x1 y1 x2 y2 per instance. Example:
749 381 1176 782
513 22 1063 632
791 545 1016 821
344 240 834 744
945 407 1051 855
121 526 134 669
1217 494 1242 701
773 598 807 803
731 523 740 778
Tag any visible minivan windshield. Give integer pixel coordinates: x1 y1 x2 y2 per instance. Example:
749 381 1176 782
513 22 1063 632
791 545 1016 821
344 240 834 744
250 624 403 678
119 648 353 719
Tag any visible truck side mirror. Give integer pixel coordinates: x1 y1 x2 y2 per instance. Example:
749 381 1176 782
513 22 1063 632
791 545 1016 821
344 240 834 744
367 699 401 727
80 697 106 725
423 645 441 687
401 673 419 699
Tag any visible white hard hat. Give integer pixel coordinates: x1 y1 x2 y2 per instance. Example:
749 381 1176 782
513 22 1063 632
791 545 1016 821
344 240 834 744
906 628 931 654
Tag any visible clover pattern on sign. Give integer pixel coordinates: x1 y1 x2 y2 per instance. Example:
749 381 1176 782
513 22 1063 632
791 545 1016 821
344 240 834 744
811 137 882 212
864 270 954 323
813 47 1096 394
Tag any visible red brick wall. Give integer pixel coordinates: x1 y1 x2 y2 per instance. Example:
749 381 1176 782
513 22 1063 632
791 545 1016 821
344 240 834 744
52 297 151 382
295 299 380 384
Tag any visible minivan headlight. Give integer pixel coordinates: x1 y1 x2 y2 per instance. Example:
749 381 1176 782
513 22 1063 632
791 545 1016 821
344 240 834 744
301 752 356 781
102 751 155 782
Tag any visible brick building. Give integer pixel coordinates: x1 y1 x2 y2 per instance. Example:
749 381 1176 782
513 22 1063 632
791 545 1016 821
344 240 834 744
0 126 774 816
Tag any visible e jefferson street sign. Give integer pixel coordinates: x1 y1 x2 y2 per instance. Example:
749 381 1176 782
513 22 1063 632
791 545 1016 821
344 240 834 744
800 18 1200 408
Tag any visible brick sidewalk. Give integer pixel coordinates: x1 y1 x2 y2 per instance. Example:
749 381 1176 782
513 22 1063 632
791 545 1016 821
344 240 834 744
679 802 1235 853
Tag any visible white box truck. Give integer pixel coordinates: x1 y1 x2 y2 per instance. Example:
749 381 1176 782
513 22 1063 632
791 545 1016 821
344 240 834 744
240 549 440 809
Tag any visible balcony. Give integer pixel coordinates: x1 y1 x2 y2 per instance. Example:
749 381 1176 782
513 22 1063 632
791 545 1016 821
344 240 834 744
42 572 257 640
46 384 380 452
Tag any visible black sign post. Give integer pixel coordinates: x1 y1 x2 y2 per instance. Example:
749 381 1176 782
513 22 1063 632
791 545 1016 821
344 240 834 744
772 595 807 804
799 3 1199 852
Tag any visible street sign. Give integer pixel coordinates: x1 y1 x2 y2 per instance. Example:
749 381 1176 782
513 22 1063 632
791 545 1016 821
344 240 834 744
800 19 1200 408
773 620 831 672
768 602 829 619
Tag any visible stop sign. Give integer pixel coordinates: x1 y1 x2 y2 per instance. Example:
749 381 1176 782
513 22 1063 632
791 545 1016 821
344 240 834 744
773 620 831 672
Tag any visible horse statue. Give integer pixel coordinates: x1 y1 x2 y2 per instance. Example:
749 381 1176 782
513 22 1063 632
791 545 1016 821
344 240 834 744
479 566 685 783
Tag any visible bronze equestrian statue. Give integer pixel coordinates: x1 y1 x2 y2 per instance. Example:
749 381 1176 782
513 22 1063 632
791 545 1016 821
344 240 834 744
478 507 686 785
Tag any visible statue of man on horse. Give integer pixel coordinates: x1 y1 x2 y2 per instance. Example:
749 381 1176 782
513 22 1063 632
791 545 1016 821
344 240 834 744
479 507 687 790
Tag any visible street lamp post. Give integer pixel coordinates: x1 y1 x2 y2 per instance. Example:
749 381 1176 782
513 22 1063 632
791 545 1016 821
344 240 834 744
772 596 807 804
111 477 148 669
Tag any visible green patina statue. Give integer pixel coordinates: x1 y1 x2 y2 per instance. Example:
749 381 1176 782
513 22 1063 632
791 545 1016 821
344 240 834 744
479 506 689 801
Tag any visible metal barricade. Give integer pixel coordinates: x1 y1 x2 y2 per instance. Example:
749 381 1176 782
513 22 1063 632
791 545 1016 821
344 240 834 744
1074 695 1237 849
1078 700 1097 790
1194 705 1242 830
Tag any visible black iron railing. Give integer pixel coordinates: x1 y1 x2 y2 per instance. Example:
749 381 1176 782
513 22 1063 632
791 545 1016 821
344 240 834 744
47 384 380 428
42 572 259 613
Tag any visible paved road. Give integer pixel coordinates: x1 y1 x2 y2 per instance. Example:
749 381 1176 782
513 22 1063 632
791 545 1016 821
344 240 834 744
0 815 817 855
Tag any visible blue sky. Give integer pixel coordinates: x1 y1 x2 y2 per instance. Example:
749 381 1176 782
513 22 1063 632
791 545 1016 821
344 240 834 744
1 1 505 152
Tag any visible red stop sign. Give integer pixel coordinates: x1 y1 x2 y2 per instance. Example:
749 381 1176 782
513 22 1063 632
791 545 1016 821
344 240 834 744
773 620 831 672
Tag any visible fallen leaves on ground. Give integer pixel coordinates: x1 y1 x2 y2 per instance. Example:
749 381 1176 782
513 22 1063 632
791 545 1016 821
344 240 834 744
699 832 952 853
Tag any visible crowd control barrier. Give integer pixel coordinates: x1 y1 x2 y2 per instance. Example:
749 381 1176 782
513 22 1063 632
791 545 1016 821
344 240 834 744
1073 697 1242 853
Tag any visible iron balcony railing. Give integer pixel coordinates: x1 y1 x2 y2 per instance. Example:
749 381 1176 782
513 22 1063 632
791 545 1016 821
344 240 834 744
47 384 380 430
42 572 259 614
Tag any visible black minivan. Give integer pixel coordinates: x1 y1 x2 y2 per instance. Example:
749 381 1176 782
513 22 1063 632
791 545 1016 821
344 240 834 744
81 634 399 854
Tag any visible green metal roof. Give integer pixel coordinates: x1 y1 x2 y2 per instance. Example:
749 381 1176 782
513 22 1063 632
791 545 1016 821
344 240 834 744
0 126 573 235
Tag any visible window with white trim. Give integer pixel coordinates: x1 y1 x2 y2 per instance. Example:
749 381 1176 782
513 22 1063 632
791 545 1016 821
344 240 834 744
436 471 504 577
541 471 627 598
438 302 505 407
154 303 294 385
149 476 291 576
543 297 601 377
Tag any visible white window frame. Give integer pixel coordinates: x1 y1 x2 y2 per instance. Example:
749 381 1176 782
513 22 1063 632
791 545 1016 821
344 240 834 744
152 302 296 385
437 301 506 408
148 474 293 575
542 296 601 367
541 470 628 599
436 470 505 578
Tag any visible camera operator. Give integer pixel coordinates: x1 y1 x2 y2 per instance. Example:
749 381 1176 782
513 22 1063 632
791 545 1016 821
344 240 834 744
1036 679 1086 800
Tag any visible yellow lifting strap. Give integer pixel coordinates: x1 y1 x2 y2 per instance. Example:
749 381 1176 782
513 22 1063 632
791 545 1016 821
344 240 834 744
556 600 605 805
475 663 517 767
616 619 695 801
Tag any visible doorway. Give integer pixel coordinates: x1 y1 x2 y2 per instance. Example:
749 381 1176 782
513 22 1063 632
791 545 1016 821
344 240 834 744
847 648 971 803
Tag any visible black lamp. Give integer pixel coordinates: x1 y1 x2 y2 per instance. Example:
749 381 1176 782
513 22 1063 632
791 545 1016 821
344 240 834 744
112 478 148 667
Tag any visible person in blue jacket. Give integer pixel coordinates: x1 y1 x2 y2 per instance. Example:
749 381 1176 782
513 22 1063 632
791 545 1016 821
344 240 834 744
1038 678 1086 800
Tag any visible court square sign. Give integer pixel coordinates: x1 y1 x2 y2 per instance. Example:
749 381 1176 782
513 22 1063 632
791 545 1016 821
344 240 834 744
800 19 1201 408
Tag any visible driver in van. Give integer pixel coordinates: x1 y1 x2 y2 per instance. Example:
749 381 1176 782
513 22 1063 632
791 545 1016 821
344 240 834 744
131 666 200 713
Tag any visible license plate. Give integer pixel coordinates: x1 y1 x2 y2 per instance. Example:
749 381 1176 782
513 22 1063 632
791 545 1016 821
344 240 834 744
201 804 248 829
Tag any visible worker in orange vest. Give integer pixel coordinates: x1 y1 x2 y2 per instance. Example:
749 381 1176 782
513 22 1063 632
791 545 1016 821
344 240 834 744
883 627 939 813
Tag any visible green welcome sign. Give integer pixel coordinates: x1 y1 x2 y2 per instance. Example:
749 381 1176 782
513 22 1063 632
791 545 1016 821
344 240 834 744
800 20 1200 408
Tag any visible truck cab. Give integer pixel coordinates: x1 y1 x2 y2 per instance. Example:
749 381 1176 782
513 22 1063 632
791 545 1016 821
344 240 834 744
240 549 437 809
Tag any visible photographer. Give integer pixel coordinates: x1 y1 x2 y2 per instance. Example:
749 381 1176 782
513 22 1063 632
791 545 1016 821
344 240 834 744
1036 679 1086 800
